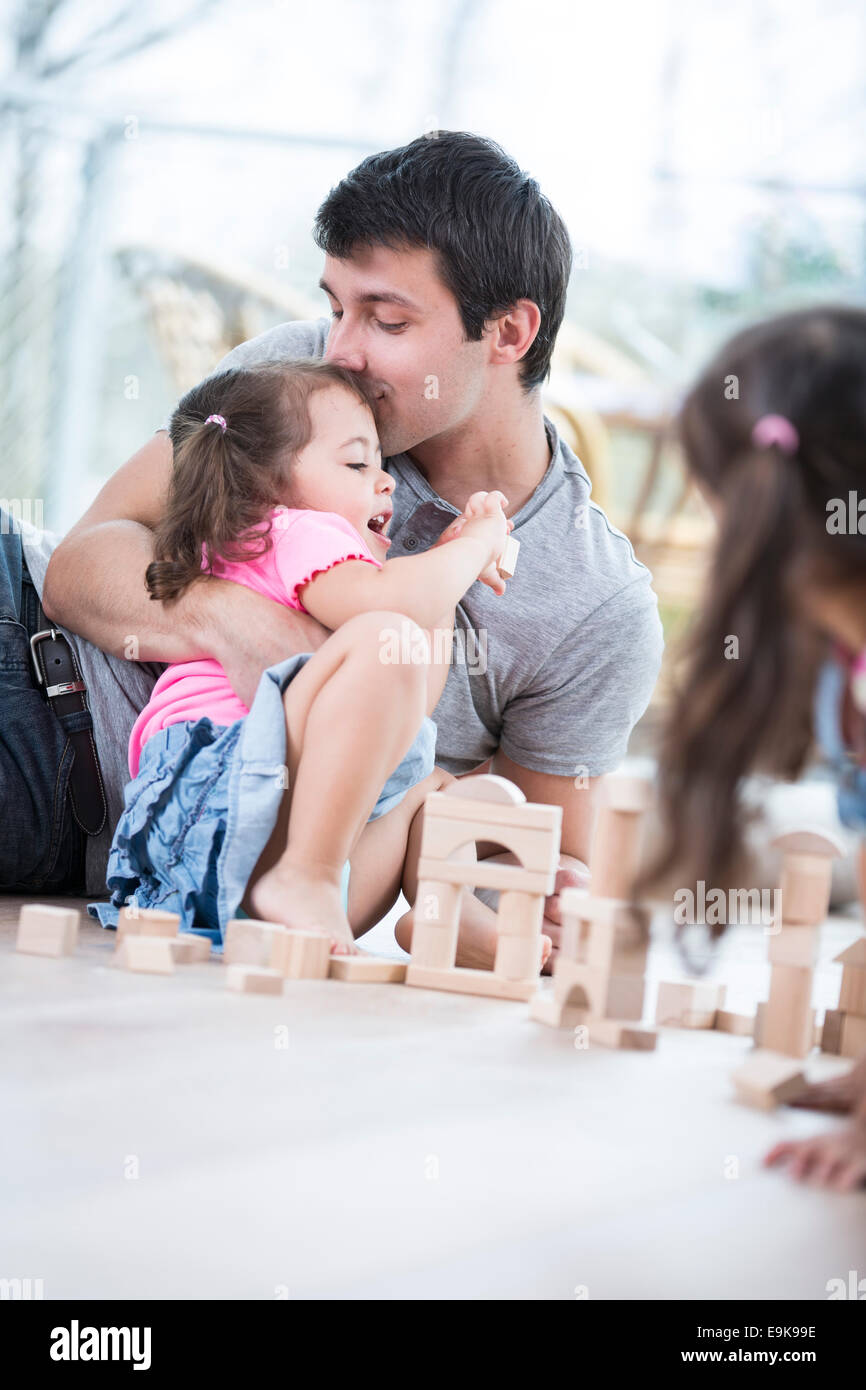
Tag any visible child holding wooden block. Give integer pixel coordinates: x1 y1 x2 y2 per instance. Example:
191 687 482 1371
645 305 866 1188
88 361 520 967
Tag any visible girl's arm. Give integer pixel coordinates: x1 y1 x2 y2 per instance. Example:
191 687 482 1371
298 497 509 632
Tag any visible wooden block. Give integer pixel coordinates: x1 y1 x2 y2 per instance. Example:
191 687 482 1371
117 906 181 941
424 790 558 831
223 917 287 968
839 965 866 1017
777 853 833 926
271 930 331 980
655 980 727 1027
840 1012 866 1060
416 855 551 897
16 903 80 957
497 889 544 938
118 935 176 975
410 878 463 969
225 964 284 995
602 973 645 1021
493 932 543 982
754 1001 766 1047
528 990 567 1028
328 955 407 983
587 1017 657 1051
822 1011 845 1050
444 773 525 804
169 934 212 964
762 964 814 1057
405 964 535 1001
771 829 846 858
589 806 645 900
731 1050 807 1109
766 924 821 967
496 534 520 578
599 776 653 815
715 1009 756 1036
834 937 866 969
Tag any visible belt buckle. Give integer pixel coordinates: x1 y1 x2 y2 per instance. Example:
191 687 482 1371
29 627 58 686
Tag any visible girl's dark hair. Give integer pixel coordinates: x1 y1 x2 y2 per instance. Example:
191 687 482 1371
313 131 572 393
644 305 866 916
146 359 376 603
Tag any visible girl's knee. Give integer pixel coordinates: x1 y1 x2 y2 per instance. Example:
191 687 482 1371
342 611 430 683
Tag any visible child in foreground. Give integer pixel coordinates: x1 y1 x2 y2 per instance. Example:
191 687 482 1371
89 359 537 970
647 306 866 1190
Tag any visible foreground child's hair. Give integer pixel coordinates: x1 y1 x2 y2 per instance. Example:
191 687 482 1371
146 359 376 603
644 305 866 916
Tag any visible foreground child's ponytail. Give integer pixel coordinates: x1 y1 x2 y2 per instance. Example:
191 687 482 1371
146 358 376 603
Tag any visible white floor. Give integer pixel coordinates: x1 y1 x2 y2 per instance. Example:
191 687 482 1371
2 896 864 1300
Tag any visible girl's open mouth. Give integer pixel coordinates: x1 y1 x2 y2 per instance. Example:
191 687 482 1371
367 512 392 547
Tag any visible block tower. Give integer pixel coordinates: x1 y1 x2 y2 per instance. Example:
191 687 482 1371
405 773 562 1001
529 775 656 1049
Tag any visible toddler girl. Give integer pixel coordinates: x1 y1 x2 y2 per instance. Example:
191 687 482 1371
89 359 522 966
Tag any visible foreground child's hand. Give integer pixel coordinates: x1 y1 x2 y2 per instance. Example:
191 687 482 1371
764 1119 866 1191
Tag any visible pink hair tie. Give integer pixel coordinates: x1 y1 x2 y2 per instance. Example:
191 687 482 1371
751 413 798 455
204 414 227 433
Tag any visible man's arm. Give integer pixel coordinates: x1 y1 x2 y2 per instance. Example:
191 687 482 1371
488 747 596 864
42 431 329 707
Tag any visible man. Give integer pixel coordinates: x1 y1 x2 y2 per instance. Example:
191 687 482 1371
18 131 662 958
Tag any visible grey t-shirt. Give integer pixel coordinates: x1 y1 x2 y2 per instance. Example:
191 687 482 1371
181 317 664 777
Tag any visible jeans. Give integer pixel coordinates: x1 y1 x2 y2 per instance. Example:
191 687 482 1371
0 512 86 890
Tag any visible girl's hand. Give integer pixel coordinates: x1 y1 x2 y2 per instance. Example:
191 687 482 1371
436 491 512 595
459 492 512 595
433 491 514 551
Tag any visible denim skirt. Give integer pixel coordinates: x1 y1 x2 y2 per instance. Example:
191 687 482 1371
88 653 437 948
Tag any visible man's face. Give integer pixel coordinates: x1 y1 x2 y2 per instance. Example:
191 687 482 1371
320 243 488 458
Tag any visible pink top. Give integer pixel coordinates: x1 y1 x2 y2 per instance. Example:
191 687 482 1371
128 507 382 777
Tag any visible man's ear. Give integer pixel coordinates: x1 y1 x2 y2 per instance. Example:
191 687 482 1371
486 299 542 367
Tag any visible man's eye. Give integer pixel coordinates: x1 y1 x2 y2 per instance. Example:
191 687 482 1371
329 308 343 320
377 320 407 332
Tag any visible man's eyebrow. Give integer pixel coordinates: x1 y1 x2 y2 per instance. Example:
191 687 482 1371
319 278 420 312
339 435 382 454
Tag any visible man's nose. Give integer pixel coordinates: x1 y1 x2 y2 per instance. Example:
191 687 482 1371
325 317 366 373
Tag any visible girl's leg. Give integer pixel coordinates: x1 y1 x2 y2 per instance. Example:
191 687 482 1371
346 767 455 936
242 612 430 949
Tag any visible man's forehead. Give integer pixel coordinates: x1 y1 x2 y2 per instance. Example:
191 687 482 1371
319 246 445 310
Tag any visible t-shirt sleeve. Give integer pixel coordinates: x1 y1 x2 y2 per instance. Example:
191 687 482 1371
154 318 330 434
270 511 382 613
499 576 664 777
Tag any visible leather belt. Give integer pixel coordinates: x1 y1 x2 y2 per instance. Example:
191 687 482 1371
30 627 107 836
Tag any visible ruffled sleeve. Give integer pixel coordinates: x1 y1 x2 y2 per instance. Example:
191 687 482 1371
270 508 382 612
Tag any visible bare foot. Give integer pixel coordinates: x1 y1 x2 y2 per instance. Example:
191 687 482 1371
250 862 359 954
764 1120 866 1191
395 907 552 972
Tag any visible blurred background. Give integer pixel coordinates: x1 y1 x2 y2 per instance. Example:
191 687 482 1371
2 0 864 739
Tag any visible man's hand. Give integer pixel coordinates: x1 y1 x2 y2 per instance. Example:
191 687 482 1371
539 858 591 974
197 577 331 707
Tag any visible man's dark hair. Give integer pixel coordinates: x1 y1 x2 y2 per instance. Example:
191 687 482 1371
313 131 573 392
